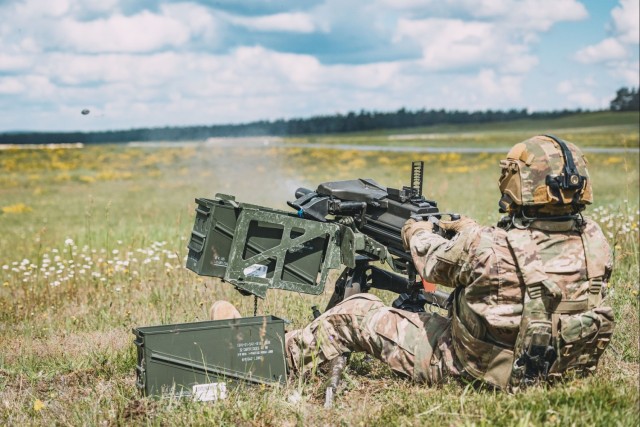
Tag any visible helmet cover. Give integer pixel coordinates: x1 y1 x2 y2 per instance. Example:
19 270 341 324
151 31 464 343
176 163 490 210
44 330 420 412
498 135 592 214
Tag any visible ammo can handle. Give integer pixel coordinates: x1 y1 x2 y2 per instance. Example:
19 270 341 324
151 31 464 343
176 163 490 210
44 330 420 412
135 364 145 390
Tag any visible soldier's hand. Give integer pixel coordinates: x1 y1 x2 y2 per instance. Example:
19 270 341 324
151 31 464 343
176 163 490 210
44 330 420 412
438 215 477 233
401 218 434 250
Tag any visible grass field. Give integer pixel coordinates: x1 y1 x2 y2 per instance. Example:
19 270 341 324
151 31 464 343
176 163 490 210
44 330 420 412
1 114 639 426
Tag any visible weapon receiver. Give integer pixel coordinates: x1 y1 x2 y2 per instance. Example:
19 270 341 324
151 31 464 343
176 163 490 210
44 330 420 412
186 161 453 311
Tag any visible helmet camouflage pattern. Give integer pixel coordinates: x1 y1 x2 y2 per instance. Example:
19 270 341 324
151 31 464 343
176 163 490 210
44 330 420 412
498 135 592 215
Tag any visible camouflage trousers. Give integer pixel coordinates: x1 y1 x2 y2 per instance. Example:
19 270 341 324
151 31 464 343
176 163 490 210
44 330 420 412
284 293 455 385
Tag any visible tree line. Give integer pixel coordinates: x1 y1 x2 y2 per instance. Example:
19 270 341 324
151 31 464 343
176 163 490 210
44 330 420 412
1 87 637 145
609 87 639 112
0 108 576 145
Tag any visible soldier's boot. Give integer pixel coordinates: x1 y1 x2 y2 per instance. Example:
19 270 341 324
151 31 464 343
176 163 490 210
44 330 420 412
209 300 242 320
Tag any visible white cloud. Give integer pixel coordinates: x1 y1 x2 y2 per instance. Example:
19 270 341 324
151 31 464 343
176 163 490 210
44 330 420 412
385 0 587 31
15 0 71 18
465 69 523 103
377 0 437 10
0 75 56 97
0 0 634 132
0 2 221 56
395 18 538 74
498 0 587 31
4 45 534 130
557 80 574 95
611 0 640 45
68 0 120 15
160 3 220 41
56 11 191 53
0 54 33 72
41 53 182 86
457 0 511 18
228 12 319 33
396 19 494 70
610 60 640 86
574 38 627 64
556 79 602 109
566 91 598 107
390 0 587 75
573 0 639 85
443 0 588 33
0 77 25 95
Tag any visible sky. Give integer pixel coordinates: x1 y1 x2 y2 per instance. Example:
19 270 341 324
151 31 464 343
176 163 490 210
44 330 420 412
0 0 638 132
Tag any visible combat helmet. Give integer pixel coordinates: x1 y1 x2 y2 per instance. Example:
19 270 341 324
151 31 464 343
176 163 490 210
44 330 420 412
498 135 592 216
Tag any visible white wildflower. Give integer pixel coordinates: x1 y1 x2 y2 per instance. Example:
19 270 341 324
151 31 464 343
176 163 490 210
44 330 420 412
64 238 74 246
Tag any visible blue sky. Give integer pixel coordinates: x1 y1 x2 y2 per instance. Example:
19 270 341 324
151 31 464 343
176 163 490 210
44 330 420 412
0 0 637 132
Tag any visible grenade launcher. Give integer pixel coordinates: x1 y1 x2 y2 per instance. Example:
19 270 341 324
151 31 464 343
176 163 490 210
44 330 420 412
185 161 454 313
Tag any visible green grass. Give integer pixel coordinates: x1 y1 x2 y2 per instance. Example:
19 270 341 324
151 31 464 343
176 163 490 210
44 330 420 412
0 120 638 425
291 111 640 148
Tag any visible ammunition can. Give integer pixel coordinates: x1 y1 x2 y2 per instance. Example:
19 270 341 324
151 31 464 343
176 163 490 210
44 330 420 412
133 316 287 399
186 196 239 278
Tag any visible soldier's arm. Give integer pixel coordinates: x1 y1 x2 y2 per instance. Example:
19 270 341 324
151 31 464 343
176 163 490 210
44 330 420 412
406 218 479 288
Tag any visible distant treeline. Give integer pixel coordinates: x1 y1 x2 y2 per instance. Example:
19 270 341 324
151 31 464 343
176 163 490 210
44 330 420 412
0 108 588 145
3 85 639 145
610 87 640 112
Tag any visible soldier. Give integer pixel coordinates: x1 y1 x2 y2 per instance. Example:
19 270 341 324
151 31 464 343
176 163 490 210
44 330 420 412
212 135 615 390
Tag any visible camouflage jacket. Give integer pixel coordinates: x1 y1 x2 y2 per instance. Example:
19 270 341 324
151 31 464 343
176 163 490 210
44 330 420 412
408 216 613 387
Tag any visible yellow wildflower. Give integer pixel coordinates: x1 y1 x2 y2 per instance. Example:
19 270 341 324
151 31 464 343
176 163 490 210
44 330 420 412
33 399 45 411
2 203 32 214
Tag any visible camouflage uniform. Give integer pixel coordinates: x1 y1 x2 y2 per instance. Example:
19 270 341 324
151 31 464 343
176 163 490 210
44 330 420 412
285 136 615 389
285 293 453 384
285 216 613 388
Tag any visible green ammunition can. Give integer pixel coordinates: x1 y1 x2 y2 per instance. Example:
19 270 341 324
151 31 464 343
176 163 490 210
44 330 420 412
186 195 239 278
133 315 287 399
